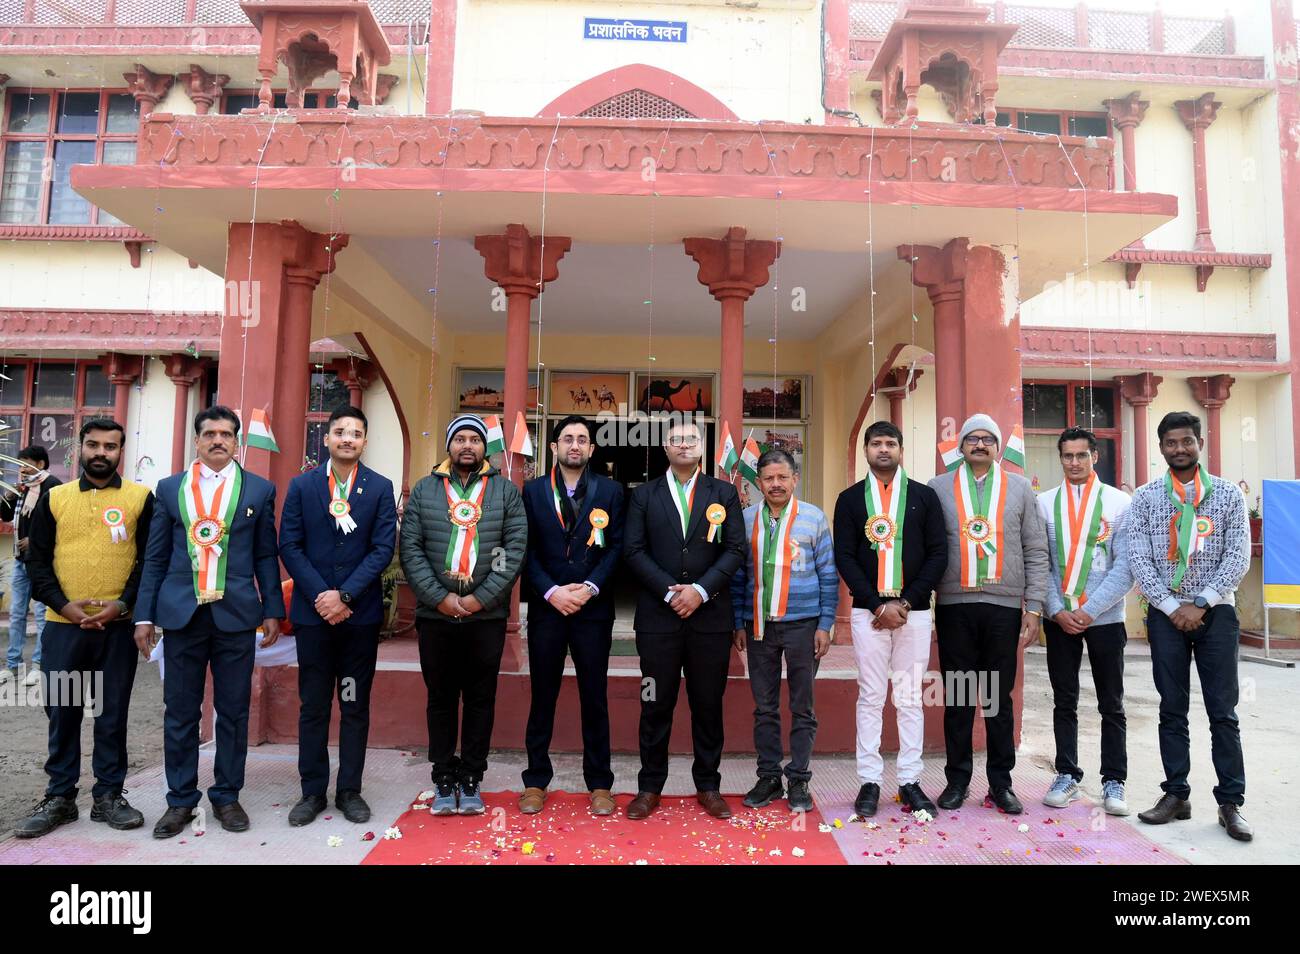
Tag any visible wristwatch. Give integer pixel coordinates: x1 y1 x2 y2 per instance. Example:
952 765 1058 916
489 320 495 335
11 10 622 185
1193 596 1209 609
340 591 353 606
897 598 911 612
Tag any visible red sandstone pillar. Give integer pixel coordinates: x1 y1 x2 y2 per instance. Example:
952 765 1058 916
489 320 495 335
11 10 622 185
163 355 204 474
1175 93 1222 253
683 227 781 454
105 353 142 472
1104 92 1149 194
900 239 967 468
122 64 173 118
474 224 571 673
186 64 230 116
1117 372 1162 487
882 366 921 429
1190 374 1235 476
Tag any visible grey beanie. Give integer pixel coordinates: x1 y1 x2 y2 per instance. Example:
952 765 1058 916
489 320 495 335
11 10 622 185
959 413 1002 448
446 413 488 450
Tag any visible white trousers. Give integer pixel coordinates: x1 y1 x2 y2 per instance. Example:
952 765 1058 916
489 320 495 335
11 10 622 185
851 607 933 785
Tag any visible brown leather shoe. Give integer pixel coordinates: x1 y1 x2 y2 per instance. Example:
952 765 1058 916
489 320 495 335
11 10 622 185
518 787 546 814
697 790 733 819
625 792 660 820
1138 792 1191 825
589 789 616 816
1218 804 1253 842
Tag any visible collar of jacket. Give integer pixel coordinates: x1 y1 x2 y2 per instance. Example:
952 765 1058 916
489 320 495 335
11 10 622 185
432 457 497 487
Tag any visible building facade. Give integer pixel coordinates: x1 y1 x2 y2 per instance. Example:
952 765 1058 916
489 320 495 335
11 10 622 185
1 0 1297 654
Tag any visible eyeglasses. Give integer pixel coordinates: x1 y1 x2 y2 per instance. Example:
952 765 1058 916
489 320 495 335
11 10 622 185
963 435 998 447
667 437 700 447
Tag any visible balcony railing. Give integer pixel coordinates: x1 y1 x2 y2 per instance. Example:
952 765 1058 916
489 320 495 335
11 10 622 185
849 1 1233 55
0 0 429 25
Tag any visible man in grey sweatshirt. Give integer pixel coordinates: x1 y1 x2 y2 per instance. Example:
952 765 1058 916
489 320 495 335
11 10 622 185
927 413 1049 815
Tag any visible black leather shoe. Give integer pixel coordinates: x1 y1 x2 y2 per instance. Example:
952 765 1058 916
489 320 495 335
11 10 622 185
90 790 144 830
854 782 880 817
899 782 938 817
14 795 78 839
212 800 250 832
1138 793 1192 825
988 788 1024 814
152 805 195 839
937 784 968 810
787 780 814 813
742 776 784 808
1218 804 1253 842
336 790 371 824
289 795 328 827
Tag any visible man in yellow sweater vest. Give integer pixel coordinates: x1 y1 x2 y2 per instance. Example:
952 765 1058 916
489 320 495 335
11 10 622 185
17 418 154 839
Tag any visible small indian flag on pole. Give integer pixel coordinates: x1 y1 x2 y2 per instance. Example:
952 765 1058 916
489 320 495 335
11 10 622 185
483 415 506 457
738 437 761 485
1003 423 1026 470
716 421 739 476
244 407 279 453
509 411 533 458
938 437 962 472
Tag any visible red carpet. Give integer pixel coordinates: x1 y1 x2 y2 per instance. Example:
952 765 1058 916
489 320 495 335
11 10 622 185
362 790 848 865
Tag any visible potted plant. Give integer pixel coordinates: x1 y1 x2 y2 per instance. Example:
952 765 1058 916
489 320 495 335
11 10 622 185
1249 496 1262 546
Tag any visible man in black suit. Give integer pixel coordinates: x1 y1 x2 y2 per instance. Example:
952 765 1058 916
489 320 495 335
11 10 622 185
278 405 397 827
134 406 286 838
519 414 624 817
623 418 746 820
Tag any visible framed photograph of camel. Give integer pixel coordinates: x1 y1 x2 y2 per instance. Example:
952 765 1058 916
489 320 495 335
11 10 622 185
634 373 714 417
457 368 539 412
548 371 631 415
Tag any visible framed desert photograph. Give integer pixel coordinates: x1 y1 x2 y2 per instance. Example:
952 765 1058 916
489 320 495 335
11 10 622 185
742 375 807 421
634 373 714 416
457 368 539 412
548 371 630 415
739 424 807 506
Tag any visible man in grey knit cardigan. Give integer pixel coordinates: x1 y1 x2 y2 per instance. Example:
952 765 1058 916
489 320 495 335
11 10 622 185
928 413 1049 815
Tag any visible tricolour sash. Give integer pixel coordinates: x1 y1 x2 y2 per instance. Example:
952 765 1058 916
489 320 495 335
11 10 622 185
864 468 907 597
954 461 1007 589
178 460 243 604
751 497 798 640
444 473 489 583
1054 475 1105 610
1165 464 1213 592
328 465 358 534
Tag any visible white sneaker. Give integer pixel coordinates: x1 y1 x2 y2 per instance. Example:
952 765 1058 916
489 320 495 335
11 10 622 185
1102 779 1130 816
23 665 41 687
1042 773 1082 808
0 668 13 685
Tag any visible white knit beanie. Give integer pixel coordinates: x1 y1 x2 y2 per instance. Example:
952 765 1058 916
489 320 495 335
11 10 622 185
959 413 1002 449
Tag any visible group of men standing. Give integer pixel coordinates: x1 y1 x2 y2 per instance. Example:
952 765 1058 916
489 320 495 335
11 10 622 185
9 401 1253 846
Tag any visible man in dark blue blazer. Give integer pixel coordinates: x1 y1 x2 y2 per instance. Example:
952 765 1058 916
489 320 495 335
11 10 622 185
278 404 397 827
134 406 286 839
519 415 624 817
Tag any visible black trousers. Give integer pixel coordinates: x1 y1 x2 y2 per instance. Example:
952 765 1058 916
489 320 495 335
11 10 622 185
635 627 731 794
417 616 506 784
1044 619 1127 783
295 621 380 798
41 619 138 800
935 602 1021 791
522 613 614 792
1147 605 1246 807
746 618 820 782
162 604 255 808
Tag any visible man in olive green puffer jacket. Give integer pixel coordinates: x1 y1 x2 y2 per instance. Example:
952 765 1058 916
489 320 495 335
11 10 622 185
400 414 527 814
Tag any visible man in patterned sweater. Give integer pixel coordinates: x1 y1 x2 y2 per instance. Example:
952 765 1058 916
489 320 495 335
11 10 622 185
1126 411 1252 842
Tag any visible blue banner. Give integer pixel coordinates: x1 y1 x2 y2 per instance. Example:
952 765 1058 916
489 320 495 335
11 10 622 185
584 18 687 42
1262 479 1300 605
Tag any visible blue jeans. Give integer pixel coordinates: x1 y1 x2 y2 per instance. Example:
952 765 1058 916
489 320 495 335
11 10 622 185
7 559 46 670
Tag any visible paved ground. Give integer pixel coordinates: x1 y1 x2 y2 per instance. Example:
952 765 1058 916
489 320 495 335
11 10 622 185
1 620 1295 863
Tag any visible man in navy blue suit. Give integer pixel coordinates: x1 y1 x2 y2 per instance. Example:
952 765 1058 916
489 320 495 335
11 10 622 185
134 406 286 838
519 414 624 817
278 405 397 827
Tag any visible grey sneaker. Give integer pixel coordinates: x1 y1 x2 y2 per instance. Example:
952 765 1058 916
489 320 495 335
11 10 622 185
1042 773 1081 808
457 779 485 815
430 779 458 816
1102 779 1130 816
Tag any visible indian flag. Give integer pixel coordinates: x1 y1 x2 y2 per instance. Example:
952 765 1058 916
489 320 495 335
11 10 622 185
738 437 761 485
1003 423 1026 470
509 411 533 458
938 437 962 472
245 407 279 453
716 421 739 476
483 415 506 456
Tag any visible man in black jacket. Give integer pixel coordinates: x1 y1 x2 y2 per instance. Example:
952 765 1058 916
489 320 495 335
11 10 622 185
834 421 948 818
623 418 746 821
520 415 624 817
1 445 61 687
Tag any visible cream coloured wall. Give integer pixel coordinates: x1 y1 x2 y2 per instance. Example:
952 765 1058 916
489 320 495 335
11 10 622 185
124 356 185 491
451 0 823 123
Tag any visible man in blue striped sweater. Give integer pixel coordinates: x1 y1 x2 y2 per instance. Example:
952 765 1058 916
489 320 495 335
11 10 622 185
1036 427 1134 816
731 449 840 813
